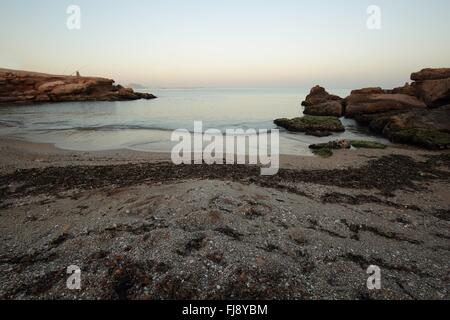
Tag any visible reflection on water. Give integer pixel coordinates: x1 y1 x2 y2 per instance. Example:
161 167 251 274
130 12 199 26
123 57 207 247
0 88 389 156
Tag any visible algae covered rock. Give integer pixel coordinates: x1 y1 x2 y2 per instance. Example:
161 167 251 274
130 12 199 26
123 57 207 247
353 106 450 149
304 101 343 117
274 116 345 133
388 128 450 150
349 140 387 149
311 147 334 158
309 140 351 158
309 139 387 157
309 140 352 150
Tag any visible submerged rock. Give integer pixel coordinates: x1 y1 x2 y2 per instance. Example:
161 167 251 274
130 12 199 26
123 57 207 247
0 68 157 105
349 140 387 149
309 139 387 157
305 130 333 137
310 140 352 150
310 147 334 158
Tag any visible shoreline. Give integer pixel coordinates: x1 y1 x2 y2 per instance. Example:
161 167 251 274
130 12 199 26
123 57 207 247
0 136 440 174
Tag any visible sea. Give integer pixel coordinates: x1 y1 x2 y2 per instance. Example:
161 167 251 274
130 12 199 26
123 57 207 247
0 87 389 156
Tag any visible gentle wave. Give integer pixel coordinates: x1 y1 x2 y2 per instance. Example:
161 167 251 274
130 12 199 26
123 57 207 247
0 119 24 127
38 124 176 133
32 122 277 134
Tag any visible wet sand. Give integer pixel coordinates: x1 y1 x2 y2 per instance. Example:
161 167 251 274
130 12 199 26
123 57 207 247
0 137 449 299
0 137 438 173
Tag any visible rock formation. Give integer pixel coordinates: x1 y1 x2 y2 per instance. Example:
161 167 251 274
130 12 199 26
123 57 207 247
304 101 343 117
274 116 344 133
342 68 450 149
411 68 450 81
277 68 450 150
344 91 426 117
0 68 156 105
359 106 450 150
410 68 450 108
301 85 342 106
309 139 387 157
302 85 343 117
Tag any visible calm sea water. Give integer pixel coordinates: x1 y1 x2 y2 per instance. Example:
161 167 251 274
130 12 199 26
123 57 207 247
0 88 388 156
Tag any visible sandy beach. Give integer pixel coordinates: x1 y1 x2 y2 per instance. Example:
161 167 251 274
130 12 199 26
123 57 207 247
0 137 449 299
3 0 450 311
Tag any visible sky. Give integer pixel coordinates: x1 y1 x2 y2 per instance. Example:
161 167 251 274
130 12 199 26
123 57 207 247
1 0 449 88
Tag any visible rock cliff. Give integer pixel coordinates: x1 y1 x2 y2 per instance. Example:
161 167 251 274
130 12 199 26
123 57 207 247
0 68 156 105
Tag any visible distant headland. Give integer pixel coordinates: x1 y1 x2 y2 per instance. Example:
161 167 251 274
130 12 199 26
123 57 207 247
0 68 157 105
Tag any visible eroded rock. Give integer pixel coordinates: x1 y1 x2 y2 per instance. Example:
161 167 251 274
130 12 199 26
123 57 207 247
302 86 343 117
274 116 345 133
411 68 450 81
301 85 342 107
411 78 450 108
354 106 450 150
345 92 426 117
304 101 343 117
0 68 157 105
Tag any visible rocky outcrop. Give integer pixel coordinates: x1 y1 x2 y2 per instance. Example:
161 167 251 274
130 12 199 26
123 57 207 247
291 68 450 150
388 83 416 96
302 86 343 117
411 77 450 108
274 116 344 133
344 91 426 117
301 85 342 106
350 87 386 95
0 68 156 105
411 68 450 81
304 101 343 117
354 106 450 150
386 105 450 133
382 106 450 149
278 87 345 135
345 69 450 149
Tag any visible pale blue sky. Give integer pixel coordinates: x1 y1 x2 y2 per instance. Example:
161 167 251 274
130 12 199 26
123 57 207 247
1 0 449 88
